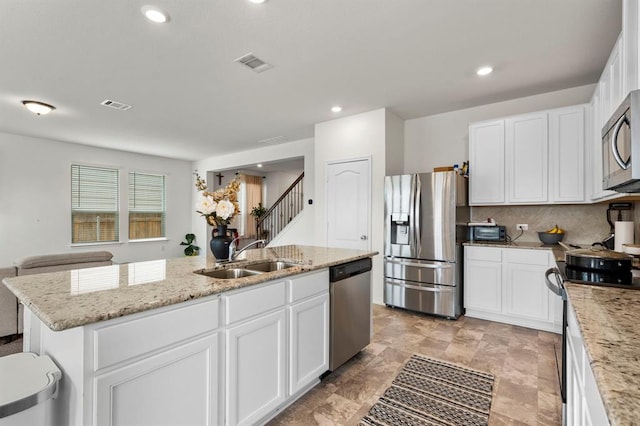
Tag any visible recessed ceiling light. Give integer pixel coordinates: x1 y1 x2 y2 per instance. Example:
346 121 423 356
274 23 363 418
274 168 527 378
21 100 55 115
248 0 268 3
257 164 263 168
141 6 170 23
476 66 493 76
331 106 342 113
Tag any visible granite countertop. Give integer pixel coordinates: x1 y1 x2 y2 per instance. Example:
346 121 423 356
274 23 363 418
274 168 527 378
565 283 640 425
3 245 377 332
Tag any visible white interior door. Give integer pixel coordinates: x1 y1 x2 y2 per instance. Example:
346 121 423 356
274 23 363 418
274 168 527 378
326 158 370 250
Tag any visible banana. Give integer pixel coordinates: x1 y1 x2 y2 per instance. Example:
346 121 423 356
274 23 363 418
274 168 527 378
545 224 565 234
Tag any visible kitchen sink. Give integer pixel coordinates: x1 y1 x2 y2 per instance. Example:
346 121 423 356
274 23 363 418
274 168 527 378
196 268 263 279
244 261 300 272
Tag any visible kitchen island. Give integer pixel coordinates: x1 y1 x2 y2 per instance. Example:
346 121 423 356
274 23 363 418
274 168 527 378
3 245 377 426
564 283 640 426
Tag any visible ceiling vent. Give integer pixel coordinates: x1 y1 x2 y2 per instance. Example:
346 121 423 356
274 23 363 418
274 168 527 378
259 136 289 145
235 53 273 73
100 99 133 111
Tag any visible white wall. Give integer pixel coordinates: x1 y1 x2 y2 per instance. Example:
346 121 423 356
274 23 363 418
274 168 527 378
192 138 315 253
385 109 404 175
264 169 303 207
314 108 402 305
0 132 192 265
403 84 596 173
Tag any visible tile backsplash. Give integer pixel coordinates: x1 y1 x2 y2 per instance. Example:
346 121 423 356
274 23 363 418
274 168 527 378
472 204 626 245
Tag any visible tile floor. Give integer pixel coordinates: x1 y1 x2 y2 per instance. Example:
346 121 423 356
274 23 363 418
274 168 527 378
269 304 562 425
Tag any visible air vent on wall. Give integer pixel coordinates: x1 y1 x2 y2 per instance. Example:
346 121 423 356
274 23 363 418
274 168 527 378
258 136 289 145
235 53 273 73
100 99 133 111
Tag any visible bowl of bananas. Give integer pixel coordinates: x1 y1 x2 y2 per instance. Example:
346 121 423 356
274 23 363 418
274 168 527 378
538 225 565 245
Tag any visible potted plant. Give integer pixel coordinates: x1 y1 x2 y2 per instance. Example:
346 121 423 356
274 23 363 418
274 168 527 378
250 203 267 220
250 203 268 238
180 233 200 256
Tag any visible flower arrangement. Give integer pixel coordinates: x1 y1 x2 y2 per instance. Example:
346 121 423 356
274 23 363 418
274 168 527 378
194 171 241 226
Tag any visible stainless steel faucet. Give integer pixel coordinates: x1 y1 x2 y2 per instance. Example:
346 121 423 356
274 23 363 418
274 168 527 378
228 239 266 262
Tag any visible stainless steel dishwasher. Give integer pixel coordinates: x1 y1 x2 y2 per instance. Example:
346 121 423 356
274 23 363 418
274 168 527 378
329 257 372 371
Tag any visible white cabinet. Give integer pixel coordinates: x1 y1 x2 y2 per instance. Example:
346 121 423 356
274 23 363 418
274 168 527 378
288 270 330 396
469 106 586 205
464 247 502 313
95 333 219 426
549 106 586 202
504 250 550 322
464 246 561 333
469 120 505 204
506 112 548 203
623 0 639 95
289 293 329 395
223 269 330 425
566 302 609 425
226 310 287 426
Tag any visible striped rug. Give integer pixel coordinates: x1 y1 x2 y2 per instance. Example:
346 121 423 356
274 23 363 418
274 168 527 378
360 355 494 426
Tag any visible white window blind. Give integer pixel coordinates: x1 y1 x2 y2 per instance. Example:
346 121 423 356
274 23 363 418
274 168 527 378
71 165 119 243
128 171 166 239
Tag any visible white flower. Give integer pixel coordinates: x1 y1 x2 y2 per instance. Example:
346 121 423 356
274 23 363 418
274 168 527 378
196 195 216 215
215 199 235 220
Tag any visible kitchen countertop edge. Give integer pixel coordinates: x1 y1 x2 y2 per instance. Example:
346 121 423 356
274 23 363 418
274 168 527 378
3 245 378 332
565 283 640 426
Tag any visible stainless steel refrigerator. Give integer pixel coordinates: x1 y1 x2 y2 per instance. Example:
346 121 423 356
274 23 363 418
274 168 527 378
384 171 469 318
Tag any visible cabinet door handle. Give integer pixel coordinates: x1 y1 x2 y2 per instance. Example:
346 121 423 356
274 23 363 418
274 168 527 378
360 235 367 240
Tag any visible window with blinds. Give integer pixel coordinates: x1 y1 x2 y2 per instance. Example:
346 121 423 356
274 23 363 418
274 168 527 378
128 171 166 240
71 165 119 243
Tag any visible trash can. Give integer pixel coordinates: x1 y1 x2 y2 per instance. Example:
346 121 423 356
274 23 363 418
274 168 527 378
0 353 61 426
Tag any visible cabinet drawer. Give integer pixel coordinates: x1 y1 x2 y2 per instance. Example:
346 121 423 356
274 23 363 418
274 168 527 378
465 246 502 262
224 281 286 325
288 270 329 303
505 248 550 266
93 298 219 371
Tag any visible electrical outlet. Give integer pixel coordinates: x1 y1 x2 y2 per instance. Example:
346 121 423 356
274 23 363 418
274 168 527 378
516 224 528 231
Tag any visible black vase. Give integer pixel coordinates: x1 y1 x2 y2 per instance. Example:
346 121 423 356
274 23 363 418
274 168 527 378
210 225 233 260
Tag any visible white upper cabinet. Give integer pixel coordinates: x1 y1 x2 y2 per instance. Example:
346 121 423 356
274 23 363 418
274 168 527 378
549 106 585 202
623 0 639 95
469 120 505 204
506 112 548 203
469 106 586 205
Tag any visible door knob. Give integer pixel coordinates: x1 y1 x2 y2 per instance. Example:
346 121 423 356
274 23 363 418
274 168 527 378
360 235 367 240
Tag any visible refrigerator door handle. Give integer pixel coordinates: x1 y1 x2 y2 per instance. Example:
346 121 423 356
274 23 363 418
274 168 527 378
412 175 422 257
385 258 453 269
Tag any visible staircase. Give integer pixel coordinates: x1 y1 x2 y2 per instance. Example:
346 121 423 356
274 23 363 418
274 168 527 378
256 172 304 244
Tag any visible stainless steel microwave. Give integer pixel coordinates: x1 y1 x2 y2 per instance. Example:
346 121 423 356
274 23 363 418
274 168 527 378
603 90 640 192
468 225 506 242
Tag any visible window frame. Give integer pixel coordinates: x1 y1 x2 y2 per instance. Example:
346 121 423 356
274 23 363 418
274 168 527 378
127 170 167 241
70 163 121 245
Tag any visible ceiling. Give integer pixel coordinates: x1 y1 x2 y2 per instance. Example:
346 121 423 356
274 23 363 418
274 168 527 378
0 0 621 161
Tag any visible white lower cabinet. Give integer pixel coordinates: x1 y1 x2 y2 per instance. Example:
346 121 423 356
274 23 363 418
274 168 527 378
226 309 287 426
95 333 220 426
289 292 330 395
464 248 502 314
464 246 561 333
566 302 608 425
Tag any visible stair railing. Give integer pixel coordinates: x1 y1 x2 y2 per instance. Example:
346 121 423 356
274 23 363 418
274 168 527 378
256 172 304 244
